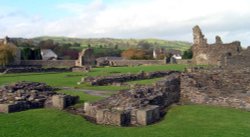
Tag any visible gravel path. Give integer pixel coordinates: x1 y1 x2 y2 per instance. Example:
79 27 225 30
60 87 116 97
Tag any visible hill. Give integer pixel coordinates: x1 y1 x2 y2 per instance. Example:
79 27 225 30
32 36 192 51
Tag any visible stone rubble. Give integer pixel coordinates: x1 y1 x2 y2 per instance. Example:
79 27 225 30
83 73 181 126
0 81 79 113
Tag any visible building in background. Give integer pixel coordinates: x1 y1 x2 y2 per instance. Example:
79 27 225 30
41 49 58 60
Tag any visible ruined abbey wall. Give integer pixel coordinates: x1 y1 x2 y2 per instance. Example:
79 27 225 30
180 68 250 111
192 25 242 65
221 47 250 68
83 73 181 126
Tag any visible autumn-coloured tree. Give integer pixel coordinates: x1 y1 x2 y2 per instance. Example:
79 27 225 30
0 43 17 66
121 48 148 60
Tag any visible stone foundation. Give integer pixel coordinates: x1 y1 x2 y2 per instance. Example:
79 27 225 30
52 95 79 110
136 105 160 125
0 67 71 74
96 109 131 126
82 73 181 126
180 68 250 111
83 71 178 86
0 82 79 113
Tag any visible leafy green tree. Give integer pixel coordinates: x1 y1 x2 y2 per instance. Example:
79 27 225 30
21 47 32 60
138 41 153 49
32 48 42 60
0 43 17 66
21 48 42 60
182 47 193 59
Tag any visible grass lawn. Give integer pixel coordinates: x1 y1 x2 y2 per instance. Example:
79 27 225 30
0 105 249 137
0 64 187 91
0 64 250 137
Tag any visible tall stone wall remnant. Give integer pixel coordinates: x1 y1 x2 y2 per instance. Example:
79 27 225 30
192 25 242 65
75 48 95 66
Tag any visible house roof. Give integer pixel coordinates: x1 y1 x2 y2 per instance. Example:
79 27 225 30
41 49 57 59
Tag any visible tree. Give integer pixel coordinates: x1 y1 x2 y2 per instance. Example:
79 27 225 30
32 48 42 60
138 41 153 49
38 39 54 49
21 48 42 60
21 47 32 60
0 43 17 66
121 48 148 60
182 47 193 59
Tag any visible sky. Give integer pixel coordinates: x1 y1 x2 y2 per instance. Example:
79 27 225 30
0 0 250 47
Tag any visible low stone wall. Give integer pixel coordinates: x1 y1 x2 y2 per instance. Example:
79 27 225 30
0 82 79 113
180 69 250 111
20 60 76 67
109 60 165 66
176 59 192 64
82 73 181 126
0 67 71 74
83 71 178 86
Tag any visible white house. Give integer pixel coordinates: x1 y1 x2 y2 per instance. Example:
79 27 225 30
41 49 58 60
172 54 182 60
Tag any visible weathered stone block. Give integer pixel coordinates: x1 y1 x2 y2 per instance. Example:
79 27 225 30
136 105 160 125
52 95 79 109
0 104 11 113
96 109 131 126
0 103 25 113
84 102 98 118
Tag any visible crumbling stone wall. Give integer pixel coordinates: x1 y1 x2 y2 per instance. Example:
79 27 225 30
180 69 250 111
109 60 165 67
0 82 79 113
192 25 242 65
0 67 71 74
20 60 76 67
221 47 250 68
75 48 95 66
83 71 178 86
83 73 181 126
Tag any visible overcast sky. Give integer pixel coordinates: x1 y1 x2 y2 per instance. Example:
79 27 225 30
0 0 249 47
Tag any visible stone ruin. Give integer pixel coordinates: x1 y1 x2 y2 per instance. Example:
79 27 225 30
81 70 178 86
82 73 181 126
192 25 242 65
221 47 250 69
181 67 250 111
72 66 92 72
75 48 95 67
0 81 79 113
79 67 250 126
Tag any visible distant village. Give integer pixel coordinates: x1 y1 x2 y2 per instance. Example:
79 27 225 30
0 36 187 68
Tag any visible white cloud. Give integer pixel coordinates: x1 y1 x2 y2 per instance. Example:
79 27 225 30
0 0 250 47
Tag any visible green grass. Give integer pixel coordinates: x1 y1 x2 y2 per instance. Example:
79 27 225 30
0 105 249 137
0 64 250 137
0 64 187 91
32 37 191 51
57 90 103 103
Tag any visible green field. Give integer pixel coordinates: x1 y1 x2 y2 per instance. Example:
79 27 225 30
0 64 250 137
0 64 187 91
33 37 191 51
